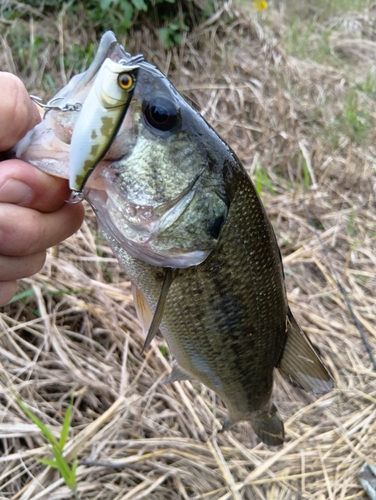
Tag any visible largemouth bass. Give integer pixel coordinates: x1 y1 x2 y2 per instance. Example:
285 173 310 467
15 32 333 446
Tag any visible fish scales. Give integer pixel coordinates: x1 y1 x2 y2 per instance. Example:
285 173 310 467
14 31 334 446
100 165 287 422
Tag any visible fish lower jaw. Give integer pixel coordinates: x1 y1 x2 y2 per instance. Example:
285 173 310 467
14 127 108 190
14 128 71 180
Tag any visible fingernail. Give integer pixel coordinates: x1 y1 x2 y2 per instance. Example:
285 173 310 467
0 178 33 204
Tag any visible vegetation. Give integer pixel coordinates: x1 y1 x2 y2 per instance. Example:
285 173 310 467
15 395 79 498
2 0 217 49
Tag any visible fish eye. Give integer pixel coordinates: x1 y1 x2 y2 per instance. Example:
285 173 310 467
143 96 179 133
118 73 134 91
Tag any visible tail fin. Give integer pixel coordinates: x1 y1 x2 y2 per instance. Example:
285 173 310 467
277 309 334 394
250 404 284 446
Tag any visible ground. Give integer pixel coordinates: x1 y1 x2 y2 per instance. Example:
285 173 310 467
0 1 375 499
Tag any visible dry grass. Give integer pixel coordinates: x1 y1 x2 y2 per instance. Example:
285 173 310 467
1 0 376 498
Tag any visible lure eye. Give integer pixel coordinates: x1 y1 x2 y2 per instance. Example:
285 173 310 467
118 73 134 90
143 96 179 133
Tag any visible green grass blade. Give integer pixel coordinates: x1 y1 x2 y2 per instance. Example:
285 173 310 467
72 456 78 476
68 458 79 491
51 446 72 484
8 288 36 304
37 458 59 468
255 177 262 195
15 396 59 448
59 404 72 450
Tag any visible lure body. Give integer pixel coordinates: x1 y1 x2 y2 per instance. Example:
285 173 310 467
69 58 139 191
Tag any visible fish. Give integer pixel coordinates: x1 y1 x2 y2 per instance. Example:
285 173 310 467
15 31 333 446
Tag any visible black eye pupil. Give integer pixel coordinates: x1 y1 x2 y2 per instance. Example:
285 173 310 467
151 105 168 124
143 96 178 132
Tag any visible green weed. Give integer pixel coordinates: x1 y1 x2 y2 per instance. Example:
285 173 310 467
284 0 372 22
160 345 168 357
159 19 189 49
354 73 376 100
336 88 371 144
7 0 216 45
10 286 88 304
9 288 36 304
253 163 275 196
302 159 311 192
308 0 372 16
282 1 372 66
15 394 79 498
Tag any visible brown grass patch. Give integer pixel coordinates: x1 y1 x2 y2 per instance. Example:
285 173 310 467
0 1 375 498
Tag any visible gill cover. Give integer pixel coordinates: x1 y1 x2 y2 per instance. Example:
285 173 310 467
69 57 139 192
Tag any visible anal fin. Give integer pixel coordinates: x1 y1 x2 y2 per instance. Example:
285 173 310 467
278 309 334 394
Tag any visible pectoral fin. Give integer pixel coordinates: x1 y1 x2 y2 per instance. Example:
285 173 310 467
140 268 175 355
277 309 334 394
131 283 153 336
161 362 193 384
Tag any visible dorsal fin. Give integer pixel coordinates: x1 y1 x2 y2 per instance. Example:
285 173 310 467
140 268 175 355
277 309 334 394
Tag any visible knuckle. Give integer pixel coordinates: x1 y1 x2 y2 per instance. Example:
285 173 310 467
23 211 47 255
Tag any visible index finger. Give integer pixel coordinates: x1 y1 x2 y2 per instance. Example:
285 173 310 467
0 72 41 151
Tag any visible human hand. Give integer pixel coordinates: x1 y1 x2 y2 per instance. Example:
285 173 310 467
0 72 85 306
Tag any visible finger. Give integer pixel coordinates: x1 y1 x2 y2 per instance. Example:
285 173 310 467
0 159 72 213
0 202 85 256
0 252 46 281
0 280 18 307
0 72 41 151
